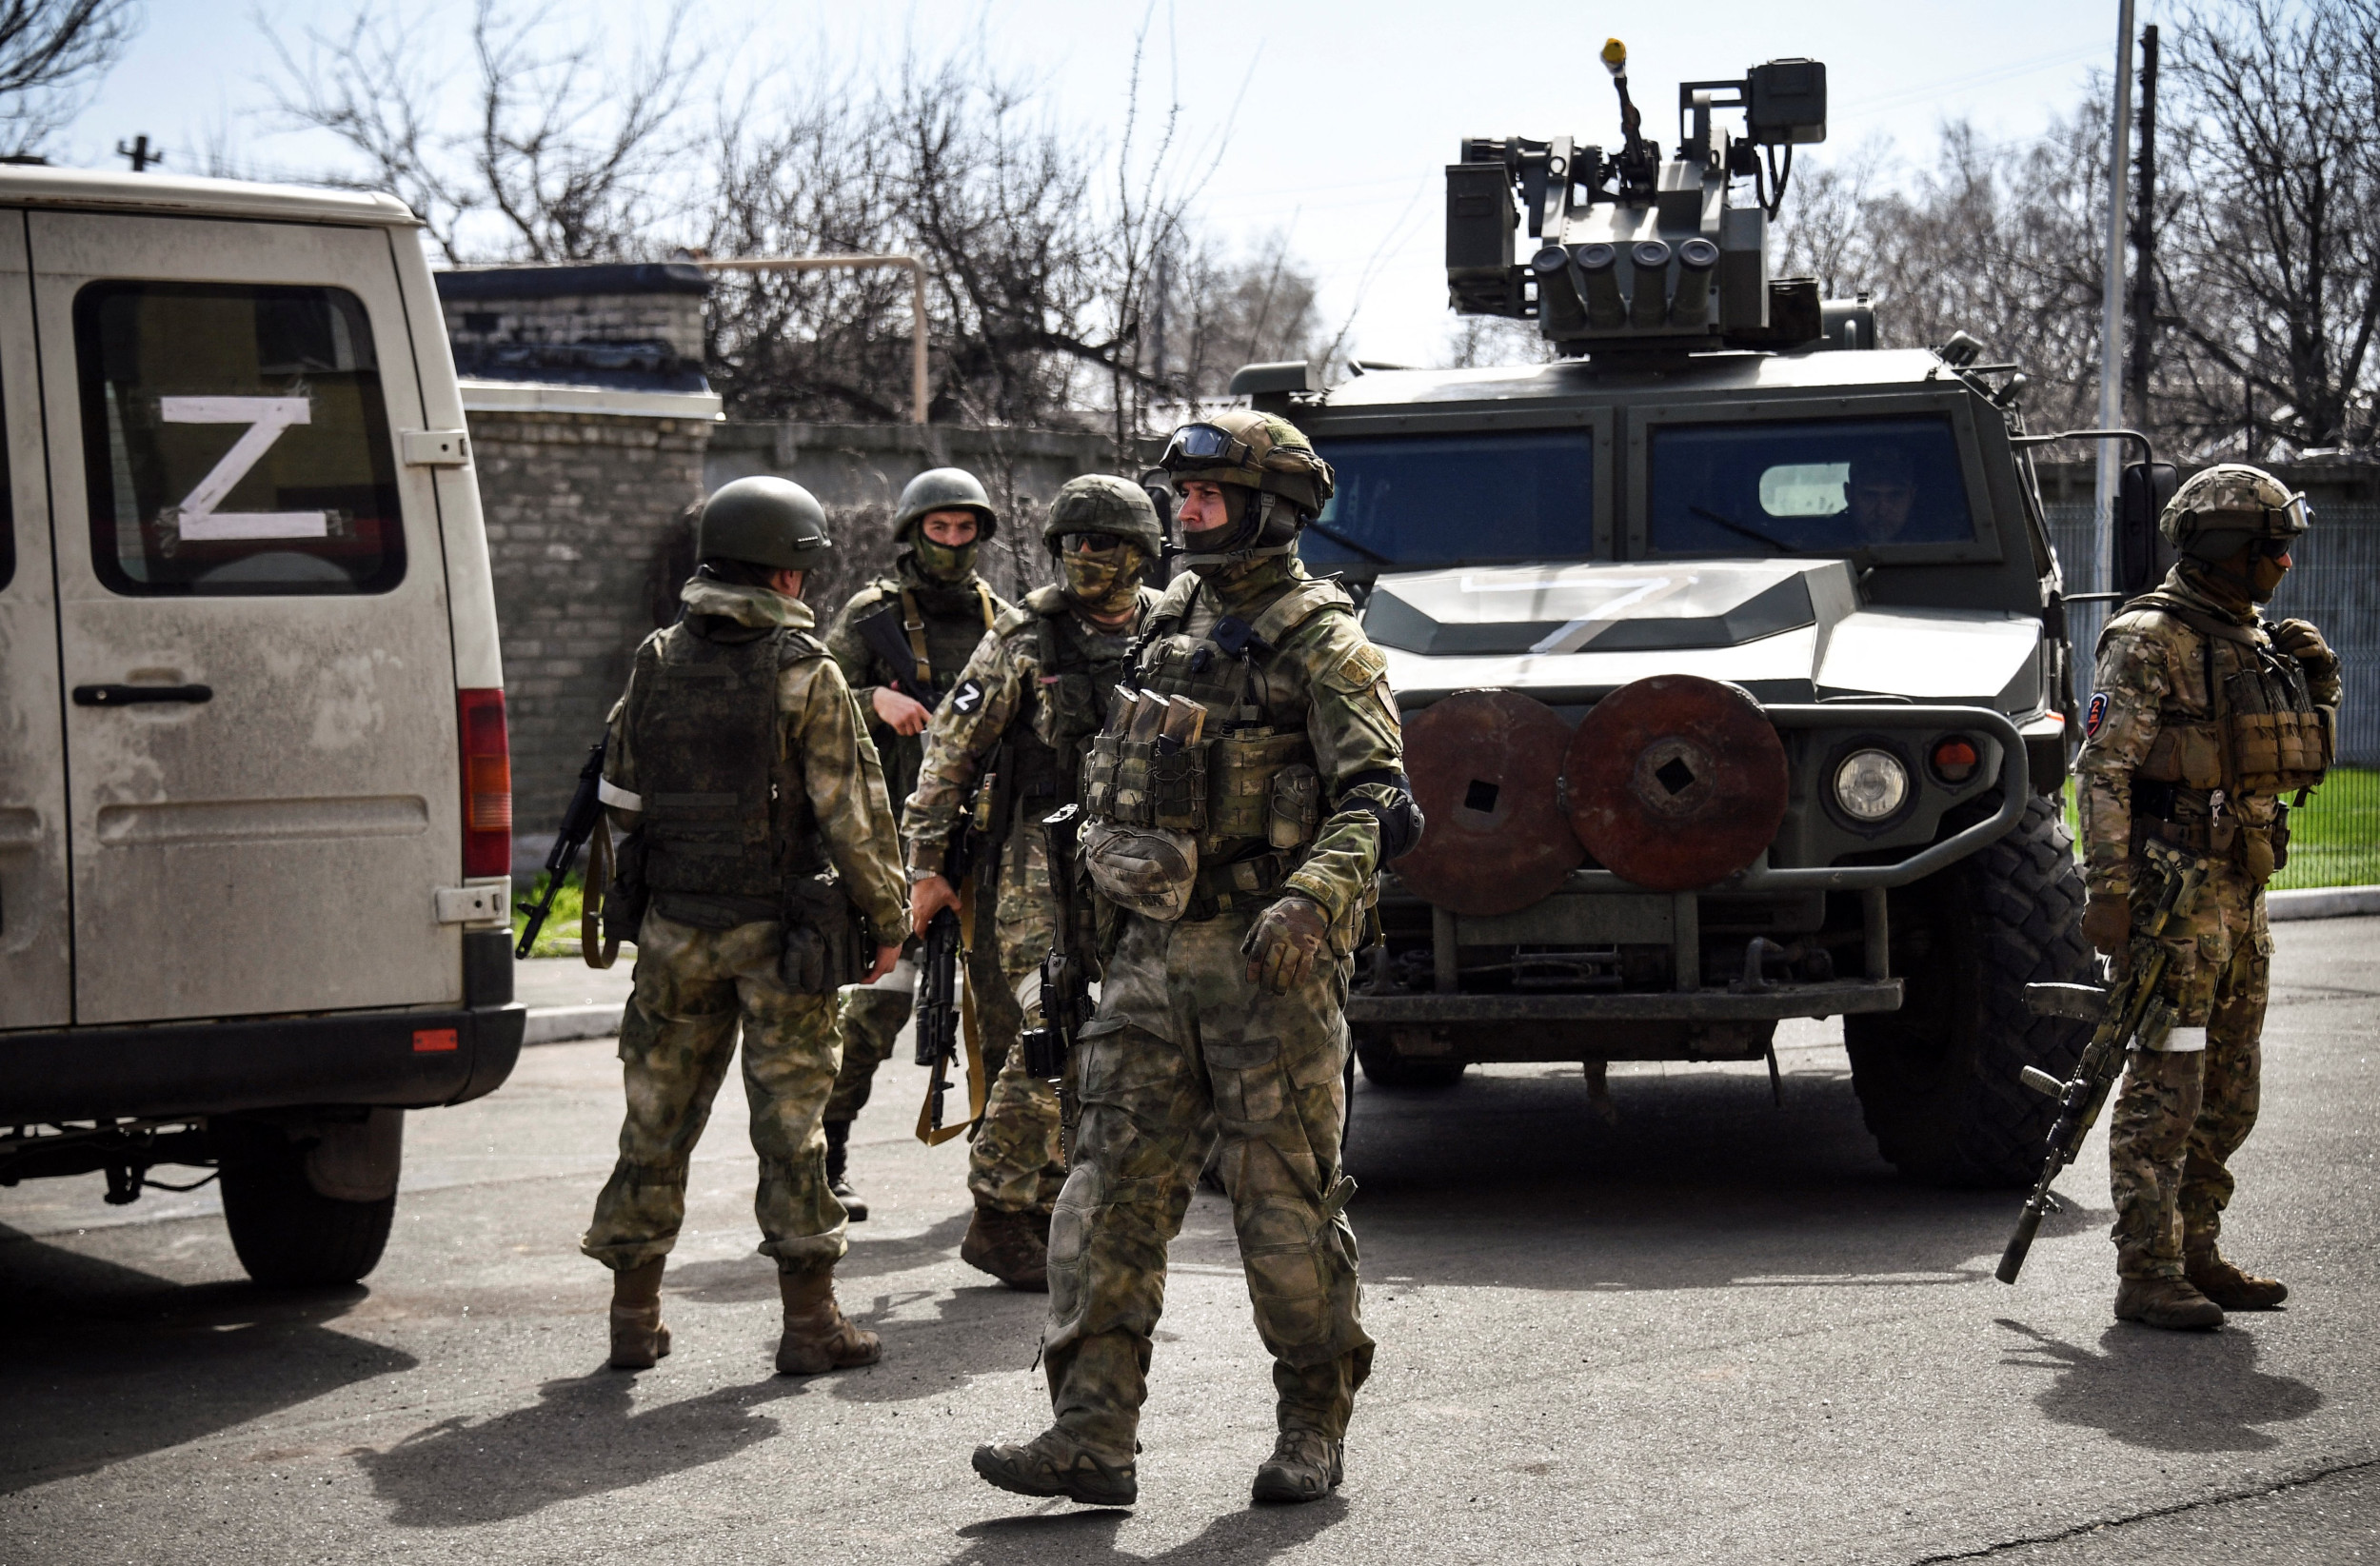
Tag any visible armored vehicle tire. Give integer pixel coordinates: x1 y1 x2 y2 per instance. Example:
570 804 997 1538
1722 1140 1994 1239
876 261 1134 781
1354 1033 1466 1090
1844 792 2093 1187
218 1123 397 1287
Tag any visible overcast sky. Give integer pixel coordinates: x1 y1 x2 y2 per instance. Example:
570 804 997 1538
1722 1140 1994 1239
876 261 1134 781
58 1 2157 367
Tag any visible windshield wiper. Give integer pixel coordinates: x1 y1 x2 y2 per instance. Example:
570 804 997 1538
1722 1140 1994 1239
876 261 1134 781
1689 505 1795 553
1304 519 1394 565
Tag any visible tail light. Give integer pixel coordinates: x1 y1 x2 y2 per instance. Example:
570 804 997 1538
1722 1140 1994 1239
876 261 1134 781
459 687 512 876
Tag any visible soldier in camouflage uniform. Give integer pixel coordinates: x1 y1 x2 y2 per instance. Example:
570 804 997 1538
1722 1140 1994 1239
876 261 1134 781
904 475 1166 1290
973 412 1423 1508
582 476 909 1375
2074 464 2341 1331
820 468 1016 1219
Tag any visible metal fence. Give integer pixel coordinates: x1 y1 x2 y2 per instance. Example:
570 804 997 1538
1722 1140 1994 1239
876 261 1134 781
2047 502 2379 888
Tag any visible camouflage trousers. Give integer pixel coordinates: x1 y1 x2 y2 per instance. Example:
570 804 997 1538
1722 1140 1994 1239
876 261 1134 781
1041 903 1373 1464
2109 862 2271 1279
582 911 848 1275
824 942 916 1125
968 832 1066 1217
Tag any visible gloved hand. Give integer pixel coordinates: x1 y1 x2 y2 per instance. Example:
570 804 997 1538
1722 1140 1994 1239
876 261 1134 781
1241 894 1331 995
2081 891 2132 960
2271 618 2341 699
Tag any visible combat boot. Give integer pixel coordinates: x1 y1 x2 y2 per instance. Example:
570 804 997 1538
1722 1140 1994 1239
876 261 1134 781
2114 1276 2226 1331
2186 1249 2289 1310
1251 1431 1343 1504
775 1265 881 1375
607 1257 670 1369
971 1427 1137 1507
823 1119 867 1223
960 1203 1049 1292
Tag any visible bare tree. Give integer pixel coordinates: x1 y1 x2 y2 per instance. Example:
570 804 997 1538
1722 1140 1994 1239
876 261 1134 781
0 0 140 156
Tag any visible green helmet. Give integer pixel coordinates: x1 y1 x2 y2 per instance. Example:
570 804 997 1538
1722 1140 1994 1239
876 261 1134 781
2158 463 2311 564
893 466 1000 542
698 476 832 570
1041 473 1165 558
1157 409 1335 517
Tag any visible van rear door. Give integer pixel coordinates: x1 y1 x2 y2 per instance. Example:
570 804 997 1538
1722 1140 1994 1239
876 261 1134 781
0 214 68 1028
29 211 464 1025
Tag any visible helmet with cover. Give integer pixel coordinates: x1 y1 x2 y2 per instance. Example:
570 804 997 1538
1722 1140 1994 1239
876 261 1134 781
2158 463 2311 565
697 476 833 571
1158 409 1335 565
1041 473 1166 558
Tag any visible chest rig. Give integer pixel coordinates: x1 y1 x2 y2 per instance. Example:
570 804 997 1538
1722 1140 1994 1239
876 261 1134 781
625 620 826 905
2114 600 2333 799
1081 574 1349 903
994 587 1135 842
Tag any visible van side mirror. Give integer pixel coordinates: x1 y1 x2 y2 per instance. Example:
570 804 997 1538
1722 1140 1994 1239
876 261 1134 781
2115 461 2178 597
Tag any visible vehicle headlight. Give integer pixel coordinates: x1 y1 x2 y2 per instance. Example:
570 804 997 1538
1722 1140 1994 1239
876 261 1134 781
1834 748 1910 822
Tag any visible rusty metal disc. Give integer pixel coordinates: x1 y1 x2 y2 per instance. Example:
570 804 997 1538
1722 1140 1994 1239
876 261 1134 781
1396 689 1582 916
1564 674 1788 892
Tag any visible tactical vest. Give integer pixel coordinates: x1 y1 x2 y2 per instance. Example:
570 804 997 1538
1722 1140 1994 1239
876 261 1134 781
624 620 826 907
992 585 1136 842
1081 573 1349 902
2107 595 2332 797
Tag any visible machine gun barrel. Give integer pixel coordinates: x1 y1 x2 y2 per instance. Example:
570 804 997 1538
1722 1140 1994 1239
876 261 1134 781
1996 842 2208 1284
514 738 606 960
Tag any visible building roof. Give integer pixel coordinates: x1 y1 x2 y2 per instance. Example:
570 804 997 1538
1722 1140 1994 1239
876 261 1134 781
0 164 416 227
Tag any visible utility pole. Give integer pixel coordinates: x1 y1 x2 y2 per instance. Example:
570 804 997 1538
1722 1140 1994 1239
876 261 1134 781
114 135 163 172
2127 26 2160 444
2092 0 2137 597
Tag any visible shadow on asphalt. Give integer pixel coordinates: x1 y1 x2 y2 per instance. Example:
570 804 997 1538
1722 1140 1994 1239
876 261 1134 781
1334 1061 2103 1293
1996 1318 2324 1451
351 1370 813 1527
0 1223 416 1496
951 1493 1348 1563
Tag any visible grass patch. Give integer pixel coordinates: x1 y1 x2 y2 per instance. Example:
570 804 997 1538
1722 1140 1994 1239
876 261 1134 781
2061 766 2379 890
511 867 591 960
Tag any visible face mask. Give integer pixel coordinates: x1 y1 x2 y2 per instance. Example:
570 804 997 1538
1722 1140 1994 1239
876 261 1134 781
2250 549 2290 602
1183 487 1261 577
1061 540 1145 614
912 534 978 583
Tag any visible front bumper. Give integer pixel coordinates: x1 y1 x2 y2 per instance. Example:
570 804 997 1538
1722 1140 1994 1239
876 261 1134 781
0 1002 526 1123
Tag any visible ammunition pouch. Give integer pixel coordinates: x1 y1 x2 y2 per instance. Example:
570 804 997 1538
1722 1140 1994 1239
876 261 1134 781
1081 816 1200 922
1207 728 1310 843
2136 724 2225 789
2227 707 2330 794
1083 731 1211 834
1267 763 1322 850
779 873 868 995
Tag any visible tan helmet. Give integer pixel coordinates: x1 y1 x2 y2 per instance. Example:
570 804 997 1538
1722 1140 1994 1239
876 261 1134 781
1156 409 1335 518
2158 463 2310 564
1041 473 1165 557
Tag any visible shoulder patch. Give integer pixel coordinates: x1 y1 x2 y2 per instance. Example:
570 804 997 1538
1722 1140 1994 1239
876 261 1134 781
2085 691 2109 737
950 677 988 717
1319 639 1389 694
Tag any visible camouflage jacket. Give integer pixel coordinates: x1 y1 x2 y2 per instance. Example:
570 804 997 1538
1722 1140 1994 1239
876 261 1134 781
904 582 1160 881
603 578 909 944
823 552 1013 823
2073 565 2338 898
1138 556 1407 926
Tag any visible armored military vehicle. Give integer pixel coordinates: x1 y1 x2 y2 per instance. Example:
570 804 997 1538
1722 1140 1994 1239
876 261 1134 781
1238 46 2140 1184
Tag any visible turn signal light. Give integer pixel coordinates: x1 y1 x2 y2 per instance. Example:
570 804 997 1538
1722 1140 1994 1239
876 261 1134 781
459 686 512 876
1932 736 1981 784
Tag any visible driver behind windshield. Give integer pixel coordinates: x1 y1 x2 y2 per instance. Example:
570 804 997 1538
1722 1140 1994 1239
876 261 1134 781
1844 448 1919 545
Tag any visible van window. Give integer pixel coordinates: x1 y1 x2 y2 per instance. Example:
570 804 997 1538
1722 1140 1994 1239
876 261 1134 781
74 283 404 595
1647 415 1973 556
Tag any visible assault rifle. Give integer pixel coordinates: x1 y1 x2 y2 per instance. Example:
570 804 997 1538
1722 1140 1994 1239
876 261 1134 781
912 776 984 1133
1996 838 2211 1285
854 603 935 704
515 738 607 960
1021 804 1094 1080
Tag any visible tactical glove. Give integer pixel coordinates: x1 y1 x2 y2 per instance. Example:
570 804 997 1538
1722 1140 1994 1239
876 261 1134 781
2270 618 2342 704
2081 890 2132 959
1242 894 1330 995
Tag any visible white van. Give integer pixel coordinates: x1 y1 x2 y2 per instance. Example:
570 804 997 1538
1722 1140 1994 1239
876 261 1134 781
0 168 523 1284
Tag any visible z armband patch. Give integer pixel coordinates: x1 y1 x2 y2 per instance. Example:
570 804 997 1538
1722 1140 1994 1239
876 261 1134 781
2085 691 2109 738
951 677 986 716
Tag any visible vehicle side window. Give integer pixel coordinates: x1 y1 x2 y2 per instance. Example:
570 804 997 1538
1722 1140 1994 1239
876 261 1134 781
74 282 404 595
1648 415 1974 557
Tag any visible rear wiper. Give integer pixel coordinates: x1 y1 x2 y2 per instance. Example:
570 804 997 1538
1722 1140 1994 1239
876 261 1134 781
1690 505 1795 553
1305 519 1394 565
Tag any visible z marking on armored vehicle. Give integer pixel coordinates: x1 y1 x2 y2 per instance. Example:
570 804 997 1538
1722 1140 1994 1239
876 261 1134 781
1230 46 2172 1184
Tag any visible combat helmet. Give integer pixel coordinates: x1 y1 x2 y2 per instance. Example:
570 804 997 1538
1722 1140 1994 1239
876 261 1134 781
698 476 833 570
1041 473 1165 559
2158 463 2311 564
1157 409 1335 518
893 466 1001 542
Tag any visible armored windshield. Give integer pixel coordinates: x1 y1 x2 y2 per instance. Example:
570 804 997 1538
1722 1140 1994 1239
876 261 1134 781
1646 415 1973 556
1302 430 1593 570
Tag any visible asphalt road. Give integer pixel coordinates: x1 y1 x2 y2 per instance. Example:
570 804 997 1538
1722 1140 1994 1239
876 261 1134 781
5 921 2377 1565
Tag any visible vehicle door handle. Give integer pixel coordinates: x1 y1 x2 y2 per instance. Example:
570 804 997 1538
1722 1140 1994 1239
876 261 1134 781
72 684 213 706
